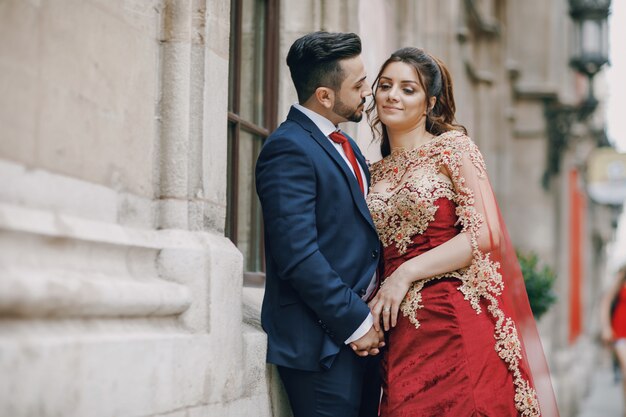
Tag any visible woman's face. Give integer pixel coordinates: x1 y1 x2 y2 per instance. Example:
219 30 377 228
375 61 430 131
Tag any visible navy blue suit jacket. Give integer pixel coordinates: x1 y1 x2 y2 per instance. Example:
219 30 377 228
255 106 381 371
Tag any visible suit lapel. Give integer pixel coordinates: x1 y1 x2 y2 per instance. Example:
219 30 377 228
287 108 376 232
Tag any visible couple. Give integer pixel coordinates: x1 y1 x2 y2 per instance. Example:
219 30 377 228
256 31 559 417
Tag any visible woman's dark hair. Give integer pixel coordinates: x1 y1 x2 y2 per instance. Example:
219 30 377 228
366 47 466 157
286 31 362 103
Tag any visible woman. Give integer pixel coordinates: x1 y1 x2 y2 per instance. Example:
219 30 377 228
365 47 559 416
601 266 626 414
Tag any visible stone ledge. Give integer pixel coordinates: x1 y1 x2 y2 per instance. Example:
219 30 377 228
0 200 248 416
0 202 242 330
0 267 191 318
243 286 264 329
0 332 213 417
0 203 205 319
0 159 155 228
242 287 293 417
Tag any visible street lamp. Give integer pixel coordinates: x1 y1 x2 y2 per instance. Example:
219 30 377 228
568 0 611 118
542 0 611 188
569 0 611 78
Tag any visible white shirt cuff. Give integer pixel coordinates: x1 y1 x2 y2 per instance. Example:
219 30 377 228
344 313 374 344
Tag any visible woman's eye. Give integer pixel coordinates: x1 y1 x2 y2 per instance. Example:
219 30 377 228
403 88 414 94
379 83 391 90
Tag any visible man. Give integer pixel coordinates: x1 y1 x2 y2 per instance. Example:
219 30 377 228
255 31 383 417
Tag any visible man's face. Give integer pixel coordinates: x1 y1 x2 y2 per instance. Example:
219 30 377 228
332 55 372 123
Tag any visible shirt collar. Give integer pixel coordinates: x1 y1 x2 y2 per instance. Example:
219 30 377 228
293 103 338 137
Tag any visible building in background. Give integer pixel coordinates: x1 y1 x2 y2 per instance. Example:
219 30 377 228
0 0 616 416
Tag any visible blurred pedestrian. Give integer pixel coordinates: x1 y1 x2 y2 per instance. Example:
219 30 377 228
601 265 626 415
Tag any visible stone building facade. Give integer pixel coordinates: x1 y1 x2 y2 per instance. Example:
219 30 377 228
0 0 613 416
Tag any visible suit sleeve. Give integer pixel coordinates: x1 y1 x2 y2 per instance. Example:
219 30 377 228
255 136 370 342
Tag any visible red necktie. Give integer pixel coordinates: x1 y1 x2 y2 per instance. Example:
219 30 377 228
329 131 365 194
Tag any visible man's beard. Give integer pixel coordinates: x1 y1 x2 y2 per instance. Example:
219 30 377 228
333 96 365 123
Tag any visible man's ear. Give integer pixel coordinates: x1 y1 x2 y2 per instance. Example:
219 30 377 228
314 87 335 109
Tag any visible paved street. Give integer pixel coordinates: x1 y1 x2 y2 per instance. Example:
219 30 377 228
576 365 623 417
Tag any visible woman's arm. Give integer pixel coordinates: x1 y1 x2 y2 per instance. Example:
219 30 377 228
369 231 474 331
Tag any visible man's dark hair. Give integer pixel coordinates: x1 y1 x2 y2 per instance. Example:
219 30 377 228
286 31 362 103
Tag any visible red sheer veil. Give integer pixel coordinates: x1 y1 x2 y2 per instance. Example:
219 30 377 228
496 208 560 417
456 134 560 417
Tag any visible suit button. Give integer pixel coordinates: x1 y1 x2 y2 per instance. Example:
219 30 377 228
359 288 367 297
371 250 378 258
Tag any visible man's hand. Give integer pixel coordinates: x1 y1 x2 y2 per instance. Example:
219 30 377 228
349 325 385 357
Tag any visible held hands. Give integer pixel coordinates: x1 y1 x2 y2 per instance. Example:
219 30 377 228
369 264 412 332
349 325 385 357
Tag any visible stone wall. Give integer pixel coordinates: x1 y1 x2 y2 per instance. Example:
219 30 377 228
0 1 289 416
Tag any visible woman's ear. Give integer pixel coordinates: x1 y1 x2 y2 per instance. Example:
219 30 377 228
314 87 334 109
428 96 437 112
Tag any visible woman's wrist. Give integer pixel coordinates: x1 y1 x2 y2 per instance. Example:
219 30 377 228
400 261 421 285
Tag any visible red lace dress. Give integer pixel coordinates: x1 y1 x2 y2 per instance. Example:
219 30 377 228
367 131 545 417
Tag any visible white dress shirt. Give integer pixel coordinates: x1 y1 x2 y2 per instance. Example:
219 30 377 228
293 103 376 344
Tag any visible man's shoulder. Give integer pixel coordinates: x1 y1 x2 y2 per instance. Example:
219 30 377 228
264 119 311 149
268 118 300 139
257 121 313 165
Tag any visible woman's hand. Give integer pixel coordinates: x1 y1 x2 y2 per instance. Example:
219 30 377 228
369 264 412 332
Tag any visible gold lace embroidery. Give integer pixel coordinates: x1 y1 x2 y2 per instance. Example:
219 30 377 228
367 130 541 417
368 184 454 254
368 145 455 254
